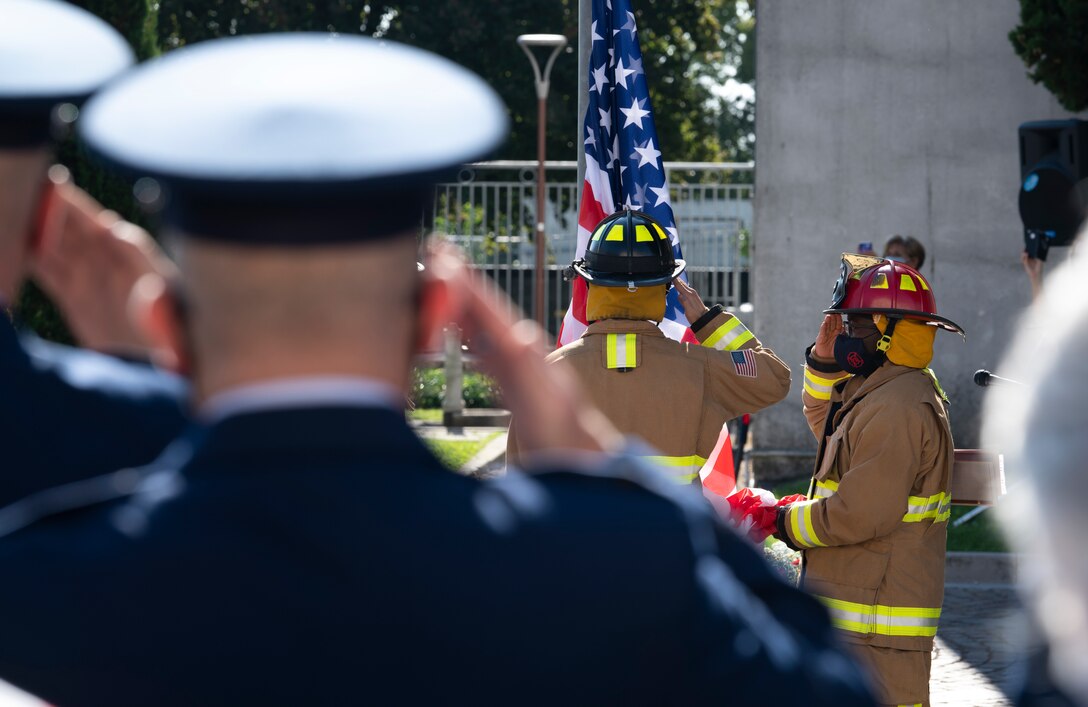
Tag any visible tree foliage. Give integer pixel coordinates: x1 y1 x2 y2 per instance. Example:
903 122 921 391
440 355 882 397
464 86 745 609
154 0 755 162
1009 0 1088 112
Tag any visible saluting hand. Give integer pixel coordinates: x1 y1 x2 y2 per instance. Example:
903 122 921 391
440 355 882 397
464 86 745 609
812 313 843 361
29 166 178 357
673 277 708 326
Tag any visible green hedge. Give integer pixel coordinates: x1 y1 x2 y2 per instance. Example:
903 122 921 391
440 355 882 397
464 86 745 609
410 369 502 409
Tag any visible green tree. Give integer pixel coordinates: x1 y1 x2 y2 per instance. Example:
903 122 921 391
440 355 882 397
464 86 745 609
155 0 754 163
1010 0 1088 112
715 2 755 163
388 1 754 163
157 0 377 50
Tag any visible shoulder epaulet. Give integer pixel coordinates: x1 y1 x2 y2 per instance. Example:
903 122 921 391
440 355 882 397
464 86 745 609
0 437 194 540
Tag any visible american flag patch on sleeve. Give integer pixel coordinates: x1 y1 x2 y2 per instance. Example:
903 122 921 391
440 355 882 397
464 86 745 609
731 349 758 378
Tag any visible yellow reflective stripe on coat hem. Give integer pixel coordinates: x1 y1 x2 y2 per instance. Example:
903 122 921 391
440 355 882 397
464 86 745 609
817 596 940 637
643 455 707 484
788 500 826 548
701 317 754 352
605 333 637 369
803 367 850 400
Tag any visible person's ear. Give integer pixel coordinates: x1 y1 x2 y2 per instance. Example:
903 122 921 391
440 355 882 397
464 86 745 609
131 274 190 374
413 274 452 353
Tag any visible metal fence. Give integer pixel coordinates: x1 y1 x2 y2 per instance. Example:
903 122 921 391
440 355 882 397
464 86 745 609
431 160 754 338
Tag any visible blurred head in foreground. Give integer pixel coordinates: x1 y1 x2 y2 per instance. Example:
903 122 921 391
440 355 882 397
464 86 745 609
982 228 1088 703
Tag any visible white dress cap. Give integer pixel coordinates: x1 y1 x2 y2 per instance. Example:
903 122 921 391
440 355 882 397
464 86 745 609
0 0 134 145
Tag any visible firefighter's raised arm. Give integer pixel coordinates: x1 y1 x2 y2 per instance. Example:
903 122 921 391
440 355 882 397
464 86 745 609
802 314 851 440
681 279 790 417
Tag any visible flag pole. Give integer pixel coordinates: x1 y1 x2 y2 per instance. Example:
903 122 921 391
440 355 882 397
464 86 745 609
577 0 590 201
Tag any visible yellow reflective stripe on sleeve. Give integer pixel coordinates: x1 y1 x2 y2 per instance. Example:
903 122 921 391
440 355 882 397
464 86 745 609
816 596 941 637
803 367 850 400
701 316 754 352
787 500 826 548
903 491 951 523
643 454 707 484
605 333 637 369
813 478 839 499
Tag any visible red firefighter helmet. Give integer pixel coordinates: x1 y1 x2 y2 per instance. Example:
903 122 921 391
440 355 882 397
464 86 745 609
825 253 965 335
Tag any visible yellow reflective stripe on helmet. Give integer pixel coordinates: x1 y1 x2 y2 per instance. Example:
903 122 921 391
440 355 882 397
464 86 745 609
701 316 754 352
643 454 707 484
634 225 654 242
900 274 917 292
814 478 839 499
604 224 625 241
605 334 637 369
903 491 951 523
788 500 826 548
654 224 668 240
803 367 850 401
817 596 941 637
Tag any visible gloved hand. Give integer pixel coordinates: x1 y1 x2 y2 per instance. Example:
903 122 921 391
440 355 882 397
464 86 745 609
725 489 809 544
724 488 779 543
770 494 808 544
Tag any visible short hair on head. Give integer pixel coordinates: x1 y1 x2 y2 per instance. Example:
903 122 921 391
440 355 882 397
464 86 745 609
884 234 926 269
172 232 421 362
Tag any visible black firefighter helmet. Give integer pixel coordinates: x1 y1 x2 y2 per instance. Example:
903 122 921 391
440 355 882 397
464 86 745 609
570 209 686 288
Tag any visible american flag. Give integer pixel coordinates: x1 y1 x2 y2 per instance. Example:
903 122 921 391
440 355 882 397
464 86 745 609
556 0 697 347
731 349 758 378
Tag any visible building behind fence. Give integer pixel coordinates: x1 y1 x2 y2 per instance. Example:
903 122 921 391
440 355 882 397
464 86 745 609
432 160 754 339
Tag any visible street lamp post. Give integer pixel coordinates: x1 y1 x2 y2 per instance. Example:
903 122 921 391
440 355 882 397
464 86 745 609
516 33 567 330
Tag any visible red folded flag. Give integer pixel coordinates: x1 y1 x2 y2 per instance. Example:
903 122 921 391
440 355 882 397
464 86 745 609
724 489 808 544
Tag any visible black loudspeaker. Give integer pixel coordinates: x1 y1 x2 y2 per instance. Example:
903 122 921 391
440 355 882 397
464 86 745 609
1018 120 1088 258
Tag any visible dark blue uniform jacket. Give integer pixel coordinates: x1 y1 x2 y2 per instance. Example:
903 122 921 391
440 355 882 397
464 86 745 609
0 405 876 706
0 316 188 506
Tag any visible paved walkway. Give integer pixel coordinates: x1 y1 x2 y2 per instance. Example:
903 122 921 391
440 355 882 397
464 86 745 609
932 585 1026 706
424 424 1033 705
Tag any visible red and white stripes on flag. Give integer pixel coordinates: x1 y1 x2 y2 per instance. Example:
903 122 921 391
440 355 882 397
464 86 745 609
699 424 737 499
556 0 696 348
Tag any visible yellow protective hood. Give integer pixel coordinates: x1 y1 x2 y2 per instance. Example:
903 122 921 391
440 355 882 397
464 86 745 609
586 283 667 322
875 314 936 369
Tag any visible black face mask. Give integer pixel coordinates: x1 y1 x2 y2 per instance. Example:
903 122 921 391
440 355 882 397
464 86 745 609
833 334 885 377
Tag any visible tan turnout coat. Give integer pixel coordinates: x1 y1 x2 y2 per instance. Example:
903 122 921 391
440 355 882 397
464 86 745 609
509 310 790 481
784 361 954 656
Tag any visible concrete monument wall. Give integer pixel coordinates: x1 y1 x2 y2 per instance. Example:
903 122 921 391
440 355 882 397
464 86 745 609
752 0 1074 479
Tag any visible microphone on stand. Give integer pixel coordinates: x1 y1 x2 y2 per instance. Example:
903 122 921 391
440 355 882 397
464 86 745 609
974 369 1023 387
